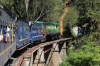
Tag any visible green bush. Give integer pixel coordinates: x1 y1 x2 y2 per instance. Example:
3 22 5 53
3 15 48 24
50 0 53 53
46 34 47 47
60 41 100 66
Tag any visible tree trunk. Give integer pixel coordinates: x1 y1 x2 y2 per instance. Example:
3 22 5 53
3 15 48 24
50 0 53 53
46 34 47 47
25 0 29 20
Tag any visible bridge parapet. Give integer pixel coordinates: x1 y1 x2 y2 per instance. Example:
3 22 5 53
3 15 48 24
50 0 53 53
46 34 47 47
12 38 71 66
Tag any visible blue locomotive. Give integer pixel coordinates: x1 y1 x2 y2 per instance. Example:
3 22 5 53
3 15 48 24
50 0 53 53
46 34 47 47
0 2 60 66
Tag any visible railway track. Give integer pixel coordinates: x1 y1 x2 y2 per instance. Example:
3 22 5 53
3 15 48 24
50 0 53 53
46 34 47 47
7 38 71 66
5 42 39 66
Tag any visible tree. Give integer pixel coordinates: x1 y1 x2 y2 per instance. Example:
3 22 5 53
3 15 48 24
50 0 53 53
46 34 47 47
24 0 29 20
63 0 100 39
63 6 79 37
1 0 64 22
61 0 100 65
28 0 64 22
60 40 100 66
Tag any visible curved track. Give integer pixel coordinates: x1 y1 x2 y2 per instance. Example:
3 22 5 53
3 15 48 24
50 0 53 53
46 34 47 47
10 38 71 66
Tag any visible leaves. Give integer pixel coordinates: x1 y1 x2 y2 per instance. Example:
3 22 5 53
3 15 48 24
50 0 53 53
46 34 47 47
1 0 64 22
61 0 100 66
64 6 78 28
60 40 100 66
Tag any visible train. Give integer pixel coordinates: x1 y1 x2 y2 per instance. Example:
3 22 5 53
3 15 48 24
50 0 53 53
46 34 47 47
16 20 60 48
0 2 60 66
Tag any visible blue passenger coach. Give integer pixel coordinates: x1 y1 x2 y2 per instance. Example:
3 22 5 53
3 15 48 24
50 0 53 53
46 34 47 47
16 20 30 48
0 2 17 66
29 21 44 43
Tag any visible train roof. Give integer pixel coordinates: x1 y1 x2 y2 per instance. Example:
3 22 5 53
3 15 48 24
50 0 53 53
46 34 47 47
0 1 16 19
29 21 59 25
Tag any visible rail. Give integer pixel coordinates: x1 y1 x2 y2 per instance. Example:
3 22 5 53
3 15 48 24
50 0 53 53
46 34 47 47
12 38 71 66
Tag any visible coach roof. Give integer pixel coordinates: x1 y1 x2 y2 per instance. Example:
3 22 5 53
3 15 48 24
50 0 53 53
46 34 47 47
0 1 16 19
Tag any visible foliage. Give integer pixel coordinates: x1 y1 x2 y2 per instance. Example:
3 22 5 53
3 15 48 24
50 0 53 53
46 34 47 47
64 6 78 27
1 0 65 22
1 0 26 19
60 40 100 66
63 6 79 37
64 0 100 40
28 0 65 22
76 0 100 38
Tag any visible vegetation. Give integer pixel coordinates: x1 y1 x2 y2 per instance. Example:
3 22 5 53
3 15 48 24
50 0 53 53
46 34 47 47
60 0 100 66
60 38 100 66
63 0 100 37
1 0 100 65
63 6 79 37
1 0 65 22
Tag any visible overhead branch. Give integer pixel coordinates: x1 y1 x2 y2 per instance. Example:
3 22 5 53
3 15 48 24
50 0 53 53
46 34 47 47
35 9 51 21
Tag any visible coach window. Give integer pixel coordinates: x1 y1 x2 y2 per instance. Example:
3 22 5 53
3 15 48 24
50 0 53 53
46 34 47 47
0 25 3 35
0 25 1 35
0 11 2 16
7 25 11 41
